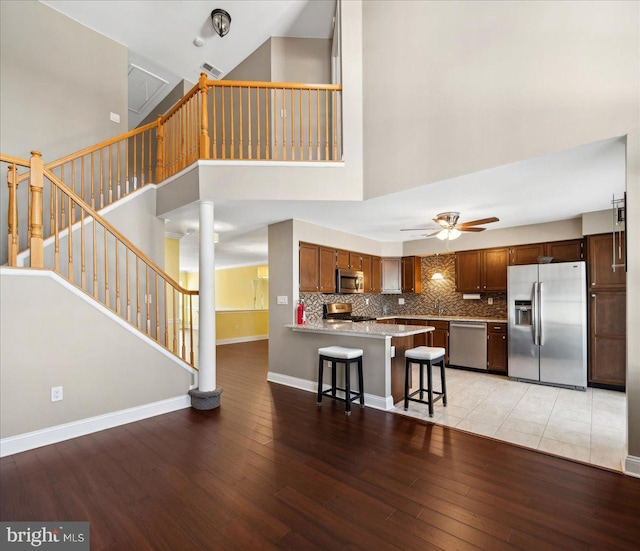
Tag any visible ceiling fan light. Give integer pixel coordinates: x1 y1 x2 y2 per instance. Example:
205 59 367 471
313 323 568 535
211 9 231 37
436 229 449 240
448 228 461 240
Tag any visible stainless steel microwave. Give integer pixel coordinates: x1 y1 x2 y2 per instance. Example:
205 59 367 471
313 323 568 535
336 269 364 294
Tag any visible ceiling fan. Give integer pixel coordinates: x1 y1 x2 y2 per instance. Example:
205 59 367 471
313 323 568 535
401 212 499 240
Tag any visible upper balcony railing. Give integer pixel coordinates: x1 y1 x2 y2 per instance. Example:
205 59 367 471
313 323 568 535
17 76 343 213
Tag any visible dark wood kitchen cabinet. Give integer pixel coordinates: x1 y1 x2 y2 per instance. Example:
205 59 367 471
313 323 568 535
589 291 626 387
455 248 508 292
359 254 382 294
487 323 508 373
336 249 350 270
349 251 362 271
546 239 584 262
401 256 422 293
455 250 482 292
426 320 449 364
318 246 337 293
299 243 336 293
299 242 320 292
587 232 626 389
509 243 545 265
482 248 509 291
371 256 382 293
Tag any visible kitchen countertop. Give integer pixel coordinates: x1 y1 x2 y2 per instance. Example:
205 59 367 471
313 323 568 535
286 320 435 339
377 315 508 324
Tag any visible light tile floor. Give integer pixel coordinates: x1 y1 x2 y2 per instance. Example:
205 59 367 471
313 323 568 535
392 367 627 471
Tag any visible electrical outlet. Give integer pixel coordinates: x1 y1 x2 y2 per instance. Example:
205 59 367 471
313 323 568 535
488 297 494 305
280 109 286 118
365 298 370 305
144 294 152 304
398 298 405 305
110 112 120 123
277 295 288 305
51 386 63 402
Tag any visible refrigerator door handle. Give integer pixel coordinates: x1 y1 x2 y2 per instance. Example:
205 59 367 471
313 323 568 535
532 282 538 345
539 282 544 347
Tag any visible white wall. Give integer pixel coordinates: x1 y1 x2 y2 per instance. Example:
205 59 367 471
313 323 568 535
0 0 129 265
362 0 639 199
0 271 193 439
0 1 128 160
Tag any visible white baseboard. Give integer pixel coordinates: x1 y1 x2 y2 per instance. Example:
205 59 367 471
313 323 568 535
0 394 191 457
217 335 268 345
266 371 394 411
625 454 640 478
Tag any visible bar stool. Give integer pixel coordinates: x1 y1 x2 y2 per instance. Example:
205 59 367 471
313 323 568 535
404 346 447 417
317 346 364 415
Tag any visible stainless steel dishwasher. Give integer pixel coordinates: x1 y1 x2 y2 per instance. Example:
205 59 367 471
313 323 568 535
448 322 487 369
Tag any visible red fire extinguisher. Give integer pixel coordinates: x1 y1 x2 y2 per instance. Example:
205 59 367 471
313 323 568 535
297 299 306 325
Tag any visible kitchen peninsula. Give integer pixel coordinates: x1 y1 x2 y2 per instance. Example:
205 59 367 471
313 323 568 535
284 320 434 410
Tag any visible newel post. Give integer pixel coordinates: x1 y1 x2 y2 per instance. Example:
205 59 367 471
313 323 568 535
29 151 44 268
6 164 18 266
155 115 164 182
198 72 210 160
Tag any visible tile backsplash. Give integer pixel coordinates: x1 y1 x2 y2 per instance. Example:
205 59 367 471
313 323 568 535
301 254 507 322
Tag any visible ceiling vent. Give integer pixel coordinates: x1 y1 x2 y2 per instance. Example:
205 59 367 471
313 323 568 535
128 64 168 114
200 62 225 80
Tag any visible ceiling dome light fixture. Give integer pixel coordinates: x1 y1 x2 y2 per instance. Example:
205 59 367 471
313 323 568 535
436 228 462 241
211 9 231 37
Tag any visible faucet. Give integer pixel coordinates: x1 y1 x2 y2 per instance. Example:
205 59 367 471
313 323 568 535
434 299 444 317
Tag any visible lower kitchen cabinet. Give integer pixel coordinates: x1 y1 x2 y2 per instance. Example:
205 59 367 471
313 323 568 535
426 320 449 364
487 323 508 373
589 291 626 388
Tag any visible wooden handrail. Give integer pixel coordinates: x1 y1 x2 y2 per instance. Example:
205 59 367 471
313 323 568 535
43 167 197 295
159 82 200 124
0 154 31 167
206 79 342 91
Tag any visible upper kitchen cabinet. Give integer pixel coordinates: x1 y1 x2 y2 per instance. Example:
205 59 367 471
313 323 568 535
509 243 545 265
349 251 363 271
299 242 320 292
371 256 382 293
360 255 382 294
319 246 337 293
299 242 336 293
381 257 402 293
546 239 584 262
336 249 350 270
588 233 626 289
456 248 508 292
482 248 509 291
455 250 482 292
401 256 422 293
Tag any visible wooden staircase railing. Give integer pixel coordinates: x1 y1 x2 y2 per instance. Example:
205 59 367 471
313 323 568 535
3 152 199 369
14 76 342 212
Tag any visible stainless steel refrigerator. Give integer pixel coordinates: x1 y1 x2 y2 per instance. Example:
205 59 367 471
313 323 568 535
508 261 587 390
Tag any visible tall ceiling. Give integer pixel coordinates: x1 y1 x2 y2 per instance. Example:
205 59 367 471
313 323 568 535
39 1 626 270
42 0 337 127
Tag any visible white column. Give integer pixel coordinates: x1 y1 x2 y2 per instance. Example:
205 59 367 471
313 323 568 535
198 200 216 392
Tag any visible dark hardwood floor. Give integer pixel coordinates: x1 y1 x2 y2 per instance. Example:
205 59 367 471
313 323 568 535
2 340 640 550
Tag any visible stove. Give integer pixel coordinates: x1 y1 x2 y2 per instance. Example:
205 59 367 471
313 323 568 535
323 303 377 323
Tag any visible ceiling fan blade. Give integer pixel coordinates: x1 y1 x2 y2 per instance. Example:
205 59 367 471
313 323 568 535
460 227 486 232
421 231 442 238
458 217 499 228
